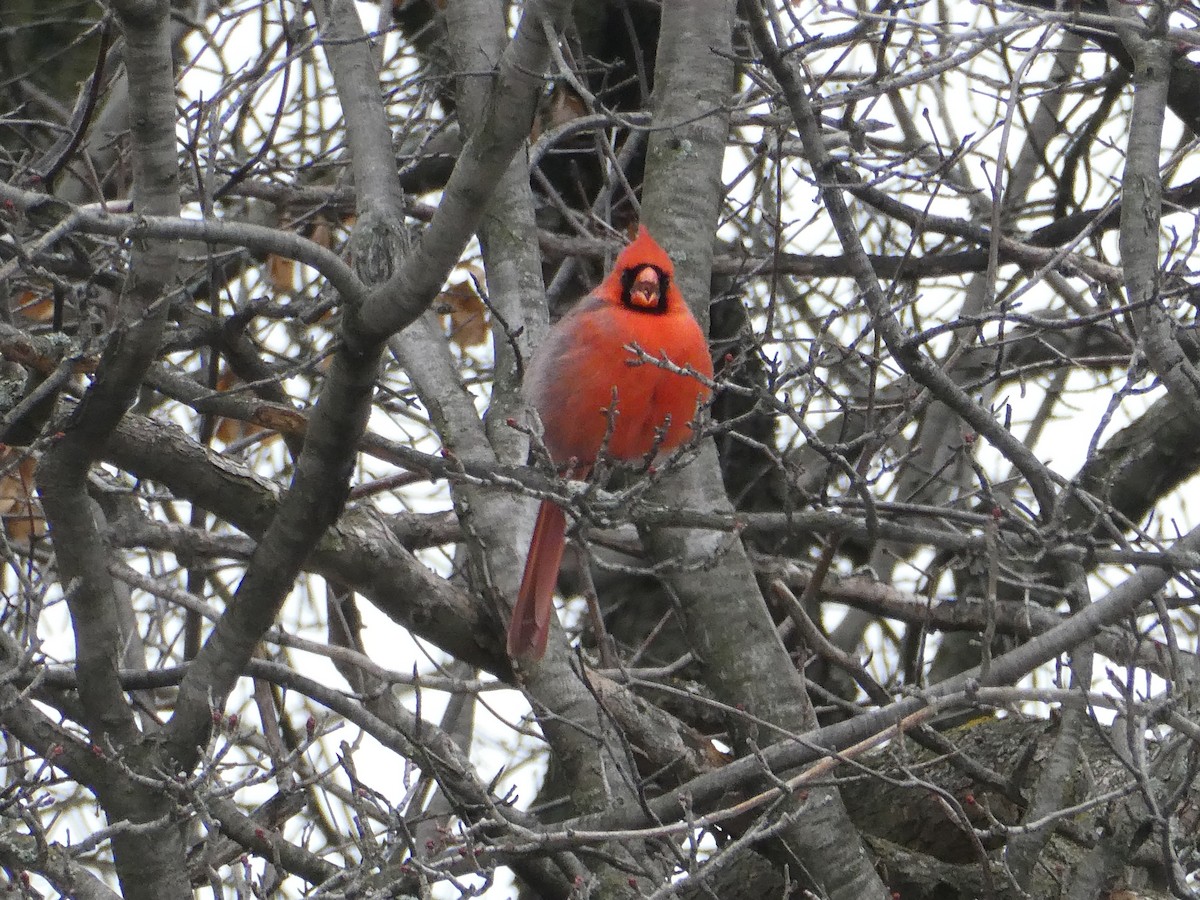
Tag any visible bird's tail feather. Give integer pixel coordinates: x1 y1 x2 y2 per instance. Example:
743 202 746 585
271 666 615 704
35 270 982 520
508 501 566 661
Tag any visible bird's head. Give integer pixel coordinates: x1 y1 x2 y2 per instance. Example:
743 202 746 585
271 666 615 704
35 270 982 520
601 226 681 315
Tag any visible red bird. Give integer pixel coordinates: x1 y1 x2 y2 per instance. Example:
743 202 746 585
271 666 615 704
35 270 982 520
508 226 714 661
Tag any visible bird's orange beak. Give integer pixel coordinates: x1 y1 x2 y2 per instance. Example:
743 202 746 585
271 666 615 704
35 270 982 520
628 266 661 309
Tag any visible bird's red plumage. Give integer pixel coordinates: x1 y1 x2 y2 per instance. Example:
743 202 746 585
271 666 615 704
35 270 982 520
509 227 713 661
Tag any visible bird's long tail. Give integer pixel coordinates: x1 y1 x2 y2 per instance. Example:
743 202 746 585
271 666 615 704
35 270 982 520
508 500 566 661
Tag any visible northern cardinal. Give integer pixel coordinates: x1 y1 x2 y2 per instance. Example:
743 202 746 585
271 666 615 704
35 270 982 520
508 226 714 661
